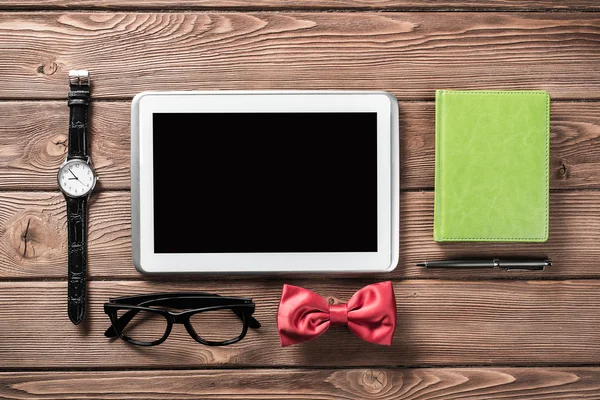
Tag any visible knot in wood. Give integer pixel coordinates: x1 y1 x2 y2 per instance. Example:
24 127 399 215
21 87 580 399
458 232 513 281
327 296 341 305
8 213 61 260
47 134 68 157
37 61 59 76
558 161 568 177
360 369 388 393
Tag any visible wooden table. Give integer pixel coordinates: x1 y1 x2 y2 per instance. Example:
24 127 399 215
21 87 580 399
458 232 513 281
0 1 599 398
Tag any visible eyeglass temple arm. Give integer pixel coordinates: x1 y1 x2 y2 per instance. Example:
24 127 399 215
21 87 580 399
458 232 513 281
109 292 219 305
156 298 261 328
104 308 139 338
233 308 261 328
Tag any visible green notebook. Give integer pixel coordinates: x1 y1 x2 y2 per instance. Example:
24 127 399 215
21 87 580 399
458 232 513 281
434 90 550 242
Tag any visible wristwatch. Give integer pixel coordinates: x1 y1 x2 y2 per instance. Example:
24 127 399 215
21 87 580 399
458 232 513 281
57 70 97 325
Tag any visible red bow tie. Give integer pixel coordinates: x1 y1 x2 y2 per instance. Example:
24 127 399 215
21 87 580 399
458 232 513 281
277 281 396 346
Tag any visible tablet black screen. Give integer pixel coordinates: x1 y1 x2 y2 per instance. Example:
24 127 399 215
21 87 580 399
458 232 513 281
153 112 378 253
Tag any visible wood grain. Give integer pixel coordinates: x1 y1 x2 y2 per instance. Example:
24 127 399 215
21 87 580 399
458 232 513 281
2 367 600 399
401 101 600 189
0 102 130 191
0 13 599 100
0 192 131 277
398 190 600 279
1 191 598 279
1 101 598 191
1 0 599 11
1 279 600 368
0 1 597 398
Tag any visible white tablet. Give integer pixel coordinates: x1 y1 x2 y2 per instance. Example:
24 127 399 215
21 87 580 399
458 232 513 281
131 91 399 273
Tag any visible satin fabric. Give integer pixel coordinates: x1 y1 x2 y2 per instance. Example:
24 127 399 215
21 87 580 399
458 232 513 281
277 281 396 346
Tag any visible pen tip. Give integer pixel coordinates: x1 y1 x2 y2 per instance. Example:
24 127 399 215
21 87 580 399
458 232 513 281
416 262 426 267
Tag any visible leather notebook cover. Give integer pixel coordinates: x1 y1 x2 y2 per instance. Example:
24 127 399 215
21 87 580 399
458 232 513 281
434 90 550 242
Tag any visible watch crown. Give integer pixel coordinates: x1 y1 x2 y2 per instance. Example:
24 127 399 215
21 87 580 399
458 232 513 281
68 70 90 86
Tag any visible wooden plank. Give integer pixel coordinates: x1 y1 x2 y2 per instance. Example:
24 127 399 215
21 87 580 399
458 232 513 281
0 192 131 277
2 367 600 399
0 13 599 100
399 190 600 279
1 101 598 191
0 191 598 279
0 0 599 11
0 102 130 191
401 101 600 189
1 279 600 368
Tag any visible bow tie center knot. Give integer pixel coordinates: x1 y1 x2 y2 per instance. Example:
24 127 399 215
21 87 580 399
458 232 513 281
329 303 348 325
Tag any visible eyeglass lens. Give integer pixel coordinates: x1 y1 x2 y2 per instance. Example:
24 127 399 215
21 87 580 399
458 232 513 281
116 309 168 343
189 309 245 342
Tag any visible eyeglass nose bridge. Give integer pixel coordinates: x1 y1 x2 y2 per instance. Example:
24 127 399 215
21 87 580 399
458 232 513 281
171 313 188 324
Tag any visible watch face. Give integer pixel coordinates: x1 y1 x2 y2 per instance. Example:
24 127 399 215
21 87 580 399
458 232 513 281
58 159 96 197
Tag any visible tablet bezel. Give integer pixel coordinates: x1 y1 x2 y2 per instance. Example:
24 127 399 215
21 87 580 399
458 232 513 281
131 91 399 273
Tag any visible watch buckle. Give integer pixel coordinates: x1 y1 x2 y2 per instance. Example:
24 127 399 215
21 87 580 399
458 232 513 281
68 70 90 86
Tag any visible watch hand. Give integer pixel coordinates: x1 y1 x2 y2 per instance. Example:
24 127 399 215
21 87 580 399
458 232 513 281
68 168 82 182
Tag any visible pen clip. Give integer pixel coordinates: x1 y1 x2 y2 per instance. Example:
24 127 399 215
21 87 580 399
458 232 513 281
503 266 546 271
501 258 551 271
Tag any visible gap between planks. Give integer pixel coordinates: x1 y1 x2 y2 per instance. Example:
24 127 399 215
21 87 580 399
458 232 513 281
0 7 599 13
2 363 600 373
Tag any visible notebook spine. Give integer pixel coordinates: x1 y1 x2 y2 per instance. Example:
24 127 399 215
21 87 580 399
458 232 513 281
433 90 443 241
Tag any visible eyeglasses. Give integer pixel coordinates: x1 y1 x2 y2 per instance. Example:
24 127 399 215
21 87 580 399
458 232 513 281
104 292 261 346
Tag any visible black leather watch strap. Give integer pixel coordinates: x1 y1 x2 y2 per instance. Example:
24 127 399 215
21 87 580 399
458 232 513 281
67 196 87 324
67 78 90 160
66 72 91 325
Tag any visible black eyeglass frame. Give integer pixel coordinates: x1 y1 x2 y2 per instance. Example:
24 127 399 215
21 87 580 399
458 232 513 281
103 292 260 347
